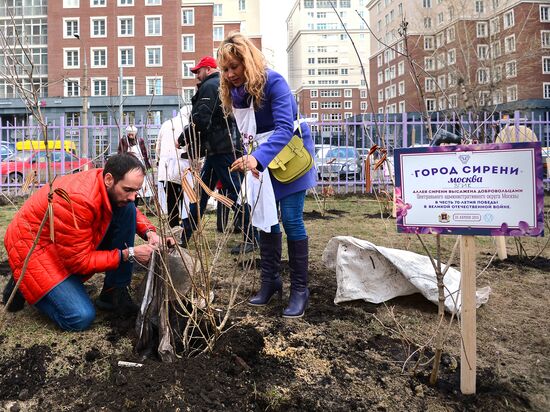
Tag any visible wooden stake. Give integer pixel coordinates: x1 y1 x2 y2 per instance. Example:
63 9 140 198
460 235 477 394
494 236 507 260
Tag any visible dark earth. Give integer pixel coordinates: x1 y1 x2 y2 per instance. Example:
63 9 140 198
0 202 548 411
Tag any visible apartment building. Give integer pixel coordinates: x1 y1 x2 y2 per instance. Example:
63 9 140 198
368 0 550 115
0 0 262 130
286 0 370 140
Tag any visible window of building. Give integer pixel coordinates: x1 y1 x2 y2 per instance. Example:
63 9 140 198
477 68 489 84
424 17 432 29
541 5 550 22
64 18 79 38
344 101 352 109
146 76 163 95
91 78 107 96
182 35 195 52
64 0 79 8
506 85 517 102
424 57 434 71
119 46 135 67
146 16 161 36
308 69 315 76
448 72 457 86
447 26 455 42
304 0 314 8
543 56 550 74
491 40 501 58
425 98 436 111
118 16 134 37
447 48 456 65
182 61 195 78
436 33 444 48
423 0 432 8
310 101 318 110
361 101 367 111
503 10 514 28
377 72 384 85
91 17 107 37
377 54 383 67
543 31 550 48
398 101 405 113
65 79 80 96
543 83 550 99
438 96 446 110
424 36 434 50
505 60 517 78
239 0 246 11
146 46 162 66
493 89 503 104
64 48 79 69
320 90 341 97
449 94 457 108
477 22 487 37
359 90 367 98
213 4 222 17
91 0 106 6
182 8 194 25
438 74 446 90
397 61 404 76
504 34 516 54
449 6 455 20
437 12 444 25
490 17 500 34
182 87 194 103
213 26 224 41
425 77 435 92
341 68 348 75
475 0 484 13
344 89 352 97
310 89 318 98
493 64 502 82
91 47 107 67
122 78 135 96
378 90 384 103
118 0 134 5
492 0 500 9
398 81 405 95
340 0 351 7
477 44 489 60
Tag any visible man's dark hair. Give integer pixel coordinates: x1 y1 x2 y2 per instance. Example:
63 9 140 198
103 153 146 183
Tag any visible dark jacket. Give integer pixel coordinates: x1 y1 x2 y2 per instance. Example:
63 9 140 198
191 72 238 156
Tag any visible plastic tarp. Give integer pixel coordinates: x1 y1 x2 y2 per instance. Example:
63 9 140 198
323 236 491 314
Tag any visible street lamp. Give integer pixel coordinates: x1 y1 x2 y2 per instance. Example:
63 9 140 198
74 34 89 165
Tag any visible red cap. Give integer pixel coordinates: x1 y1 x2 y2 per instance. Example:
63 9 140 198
190 56 217 73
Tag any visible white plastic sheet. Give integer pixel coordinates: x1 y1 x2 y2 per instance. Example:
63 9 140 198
323 236 491 314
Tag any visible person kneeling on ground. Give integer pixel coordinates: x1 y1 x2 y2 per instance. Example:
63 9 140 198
2 153 175 331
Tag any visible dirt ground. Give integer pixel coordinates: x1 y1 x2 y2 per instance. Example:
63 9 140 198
0 196 548 411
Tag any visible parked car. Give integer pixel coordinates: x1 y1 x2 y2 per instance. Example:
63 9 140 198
0 142 15 161
0 150 92 185
317 146 362 180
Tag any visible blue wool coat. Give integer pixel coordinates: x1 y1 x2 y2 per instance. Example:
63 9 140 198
231 69 317 201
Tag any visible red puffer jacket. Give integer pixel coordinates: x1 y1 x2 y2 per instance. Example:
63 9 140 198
4 169 155 305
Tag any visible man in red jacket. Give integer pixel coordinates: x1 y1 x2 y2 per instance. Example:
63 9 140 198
2 153 172 331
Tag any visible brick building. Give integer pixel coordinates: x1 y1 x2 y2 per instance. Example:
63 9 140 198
368 0 550 115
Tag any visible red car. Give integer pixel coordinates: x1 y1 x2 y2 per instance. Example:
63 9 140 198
0 150 93 185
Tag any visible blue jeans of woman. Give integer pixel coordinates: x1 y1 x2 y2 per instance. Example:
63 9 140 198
268 190 307 240
34 203 137 331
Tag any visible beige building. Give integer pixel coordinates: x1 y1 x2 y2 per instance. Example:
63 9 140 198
368 0 550 114
286 0 370 139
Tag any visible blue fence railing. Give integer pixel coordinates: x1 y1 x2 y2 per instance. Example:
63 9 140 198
1 110 549 195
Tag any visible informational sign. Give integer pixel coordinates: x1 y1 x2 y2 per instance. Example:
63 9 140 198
394 142 544 236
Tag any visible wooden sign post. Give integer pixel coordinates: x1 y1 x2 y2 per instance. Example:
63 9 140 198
394 142 544 395
460 235 477 394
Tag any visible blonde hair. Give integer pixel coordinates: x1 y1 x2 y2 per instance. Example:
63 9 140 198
217 32 267 114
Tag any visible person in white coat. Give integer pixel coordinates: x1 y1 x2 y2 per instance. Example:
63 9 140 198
155 107 193 228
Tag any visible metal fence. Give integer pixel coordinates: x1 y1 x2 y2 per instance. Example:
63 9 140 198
1 111 549 195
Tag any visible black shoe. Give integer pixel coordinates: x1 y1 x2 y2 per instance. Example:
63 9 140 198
96 286 139 315
2 277 26 312
230 242 256 255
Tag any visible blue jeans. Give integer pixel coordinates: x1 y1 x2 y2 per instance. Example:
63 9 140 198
34 203 137 331
269 190 307 241
186 153 254 242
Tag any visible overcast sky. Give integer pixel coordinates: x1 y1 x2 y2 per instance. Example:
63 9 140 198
260 0 295 79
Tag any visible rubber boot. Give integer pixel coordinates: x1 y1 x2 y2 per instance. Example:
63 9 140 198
2 276 26 312
249 232 283 306
283 237 309 318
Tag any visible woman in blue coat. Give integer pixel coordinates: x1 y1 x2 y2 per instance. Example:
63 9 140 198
218 32 316 318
